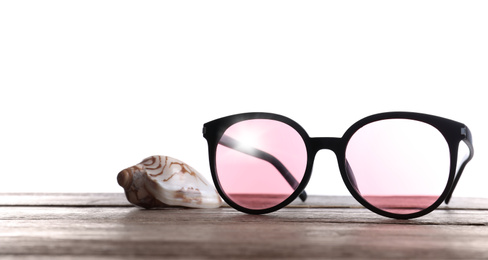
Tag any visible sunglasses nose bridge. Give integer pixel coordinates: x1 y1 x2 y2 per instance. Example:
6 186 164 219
309 137 361 195
309 137 342 154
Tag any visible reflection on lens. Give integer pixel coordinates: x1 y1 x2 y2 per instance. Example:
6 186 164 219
216 119 307 210
345 119 450 214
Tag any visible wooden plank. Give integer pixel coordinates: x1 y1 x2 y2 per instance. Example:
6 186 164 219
0 194 487 259
0 193 131 207
1 193 487 209
1 207 487 259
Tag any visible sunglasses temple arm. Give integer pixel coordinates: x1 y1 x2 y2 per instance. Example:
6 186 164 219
445 126 474 204
218 135 308 202
345 160 360 194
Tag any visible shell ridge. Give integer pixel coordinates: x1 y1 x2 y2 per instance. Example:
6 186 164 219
140 156 157 168
163 161 208 186
147 156 168 177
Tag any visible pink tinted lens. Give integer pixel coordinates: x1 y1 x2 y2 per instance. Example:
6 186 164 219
216 119 307 210
345 119 451 215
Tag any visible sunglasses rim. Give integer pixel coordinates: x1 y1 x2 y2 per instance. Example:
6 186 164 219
203 111 473 219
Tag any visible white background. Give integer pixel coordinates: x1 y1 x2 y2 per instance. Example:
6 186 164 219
1 1 487 198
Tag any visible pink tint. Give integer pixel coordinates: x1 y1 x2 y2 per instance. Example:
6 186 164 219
345 119 451 214
216 119 307 210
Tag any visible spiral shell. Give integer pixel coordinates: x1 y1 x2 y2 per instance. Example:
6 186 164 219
117 155 222 209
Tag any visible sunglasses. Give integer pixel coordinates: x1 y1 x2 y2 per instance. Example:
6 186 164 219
202 112 474 219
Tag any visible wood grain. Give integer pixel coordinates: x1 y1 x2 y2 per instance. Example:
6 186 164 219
0 193 487 259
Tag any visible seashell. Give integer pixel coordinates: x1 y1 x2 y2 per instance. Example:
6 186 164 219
117 155 222 209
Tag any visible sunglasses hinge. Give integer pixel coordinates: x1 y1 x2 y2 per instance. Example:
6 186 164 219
461 127 467 138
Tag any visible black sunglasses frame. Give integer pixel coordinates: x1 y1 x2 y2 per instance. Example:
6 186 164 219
203 112 474 219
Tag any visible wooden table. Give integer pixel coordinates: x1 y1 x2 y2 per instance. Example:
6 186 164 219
1 193 487 259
